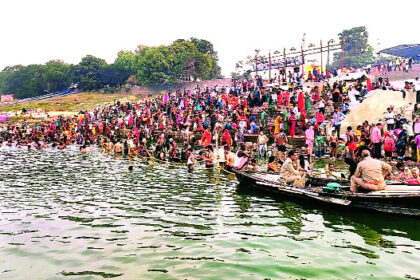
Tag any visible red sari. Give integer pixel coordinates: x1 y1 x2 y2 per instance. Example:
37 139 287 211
298 92 307 119
201 130 212 147
289 114 296 136
221 129 232 149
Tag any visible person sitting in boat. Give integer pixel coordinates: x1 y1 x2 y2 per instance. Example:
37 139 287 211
246 159 260 172
385 173 398 184
325 163 345 179
299 155 311 175
408 168 420 185
267 156 280 173
280 150 306 187
234 143 251 170
350 150 392 193
396 162 412 182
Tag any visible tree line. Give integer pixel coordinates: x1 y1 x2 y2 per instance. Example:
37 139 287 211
0 38 222 99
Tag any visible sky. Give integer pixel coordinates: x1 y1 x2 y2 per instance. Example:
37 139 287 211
1 0 419 77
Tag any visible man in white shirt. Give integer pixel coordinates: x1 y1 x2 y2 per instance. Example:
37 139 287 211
318 99 325 114
415 77 420 104
257 131 269 158
384 107 395 131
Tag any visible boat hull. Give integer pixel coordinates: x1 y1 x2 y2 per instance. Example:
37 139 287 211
234 171 420 217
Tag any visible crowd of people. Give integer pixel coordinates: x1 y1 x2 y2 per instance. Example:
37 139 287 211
369 57 415 76
1 67 420 193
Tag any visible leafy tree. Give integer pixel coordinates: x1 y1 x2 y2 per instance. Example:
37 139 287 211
331 26 375 69
190 37 222 78
0 65 23 95
0 38 222 98
114 51 137 77
0 64 47 99
136 46 173 86
170 40 212 81
73 55 107 91
43 60 72 92
136 41 213 86
231 59 253 80
101 63 131 87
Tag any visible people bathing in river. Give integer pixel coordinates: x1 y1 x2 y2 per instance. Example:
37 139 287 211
186 148 195 171
80 145 87 154
2 72 420 191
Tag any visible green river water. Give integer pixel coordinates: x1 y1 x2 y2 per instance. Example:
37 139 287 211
1 146 420 279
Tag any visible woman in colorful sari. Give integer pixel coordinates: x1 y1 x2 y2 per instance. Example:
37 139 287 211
200 128 212 147
305 126 315 157
298 91 307 119
289 112 296 137
221 128 232 149
316 110 325 125
274 116 282 134
283 110 289 133
304 93 311 114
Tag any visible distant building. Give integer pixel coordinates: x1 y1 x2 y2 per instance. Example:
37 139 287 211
1 94 13 102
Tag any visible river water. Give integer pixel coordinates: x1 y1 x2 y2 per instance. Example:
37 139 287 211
1 146 420 279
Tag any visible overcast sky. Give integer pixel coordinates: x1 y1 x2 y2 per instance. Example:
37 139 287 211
1 0 419 76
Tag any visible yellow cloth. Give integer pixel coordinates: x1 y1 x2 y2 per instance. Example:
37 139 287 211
274 116 281 134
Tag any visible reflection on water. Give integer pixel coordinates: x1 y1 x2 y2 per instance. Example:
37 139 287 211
1 145 420 279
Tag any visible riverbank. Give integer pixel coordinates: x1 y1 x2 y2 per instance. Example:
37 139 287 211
0 92 140 122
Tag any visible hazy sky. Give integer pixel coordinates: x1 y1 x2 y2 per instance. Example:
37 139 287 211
1 0 419 76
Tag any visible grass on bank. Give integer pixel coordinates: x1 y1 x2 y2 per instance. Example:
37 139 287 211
0 92 140 113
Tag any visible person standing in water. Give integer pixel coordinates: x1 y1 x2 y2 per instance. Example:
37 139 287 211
187 148 195 172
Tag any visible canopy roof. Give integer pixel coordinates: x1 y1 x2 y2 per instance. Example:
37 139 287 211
379 44 420 59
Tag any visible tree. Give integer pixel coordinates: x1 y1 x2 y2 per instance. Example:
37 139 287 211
136 46 173 86
73 55 107 91
231 57 254 80
115 51 137 77
0 38 222 98
331 26 375 69
135 41 214 86
190 37 222 78
43 60 72 92
101 63 131 87
170 40 212 82
0 65 23 95
0 64 47 99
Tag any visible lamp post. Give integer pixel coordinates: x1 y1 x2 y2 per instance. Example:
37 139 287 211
269 50 272 81
301 33 306 78
320 40 323 74
327 39 334 70
341 36 344 70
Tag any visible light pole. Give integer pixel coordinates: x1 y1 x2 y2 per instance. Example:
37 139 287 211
320 40 323 74
341 35 345 70
327 39 334 70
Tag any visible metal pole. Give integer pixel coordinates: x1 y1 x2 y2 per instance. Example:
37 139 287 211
327 41 330 70
269 50 272 81
341 36 344 70
255 53 258 77
283 47 287 83
301 33 306 78
320 40 323 75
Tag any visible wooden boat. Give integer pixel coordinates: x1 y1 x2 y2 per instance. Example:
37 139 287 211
234 170 420 217
307 176 349 186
